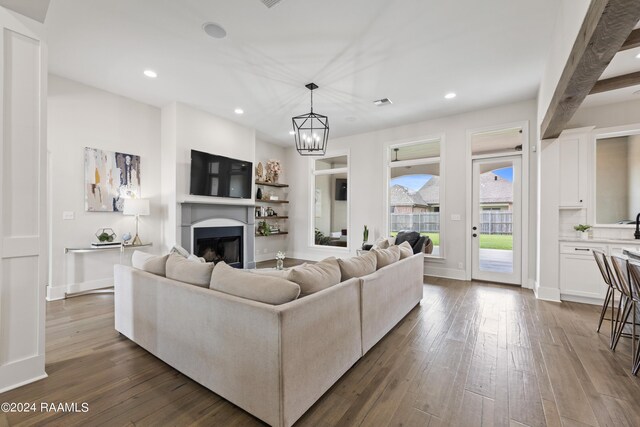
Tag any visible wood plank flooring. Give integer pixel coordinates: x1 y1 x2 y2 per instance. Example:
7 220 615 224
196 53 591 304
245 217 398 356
2 277 640 426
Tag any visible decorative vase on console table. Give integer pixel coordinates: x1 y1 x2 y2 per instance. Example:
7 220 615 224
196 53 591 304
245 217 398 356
276 251 286 270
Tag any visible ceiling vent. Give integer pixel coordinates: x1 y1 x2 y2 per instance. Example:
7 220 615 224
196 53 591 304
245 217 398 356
373 98 393 106
261 0 282 8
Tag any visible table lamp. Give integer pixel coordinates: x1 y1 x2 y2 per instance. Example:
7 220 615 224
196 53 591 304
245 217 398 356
123 198 150 245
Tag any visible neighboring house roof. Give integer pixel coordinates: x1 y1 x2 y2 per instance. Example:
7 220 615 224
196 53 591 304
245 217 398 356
390 184 429 207
417 173 512 204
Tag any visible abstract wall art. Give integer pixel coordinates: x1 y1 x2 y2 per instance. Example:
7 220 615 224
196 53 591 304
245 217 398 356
84 147 141 212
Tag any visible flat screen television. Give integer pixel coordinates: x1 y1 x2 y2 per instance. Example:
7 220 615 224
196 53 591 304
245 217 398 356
189 149 252 199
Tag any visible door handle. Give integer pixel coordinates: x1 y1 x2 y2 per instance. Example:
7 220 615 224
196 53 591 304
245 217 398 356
472 226 477 231
574 248 590 252
473 233 478 237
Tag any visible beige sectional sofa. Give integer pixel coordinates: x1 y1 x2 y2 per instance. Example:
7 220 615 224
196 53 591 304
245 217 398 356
114 252 423 427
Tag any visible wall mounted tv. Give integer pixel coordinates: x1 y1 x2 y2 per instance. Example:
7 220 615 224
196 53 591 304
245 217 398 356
189 149 252 199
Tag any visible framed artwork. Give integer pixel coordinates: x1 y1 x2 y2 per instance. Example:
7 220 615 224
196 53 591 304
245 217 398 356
84 147 141 212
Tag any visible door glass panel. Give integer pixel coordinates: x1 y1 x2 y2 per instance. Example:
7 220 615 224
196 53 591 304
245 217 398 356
478 164 514 273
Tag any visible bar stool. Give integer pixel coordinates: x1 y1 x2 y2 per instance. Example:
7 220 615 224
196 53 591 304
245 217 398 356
610 255 635 352
626 260 640 375
593 250 619 346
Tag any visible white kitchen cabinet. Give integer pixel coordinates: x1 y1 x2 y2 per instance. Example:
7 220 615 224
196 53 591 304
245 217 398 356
559 243 607 300
558 128 592 209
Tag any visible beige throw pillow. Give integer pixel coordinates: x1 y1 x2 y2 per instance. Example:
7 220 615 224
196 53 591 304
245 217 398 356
398 241 414 259
165 252 214 288
372 246 401 269
338 251 377 281
210 262 300 305
373 237 390 249
288 257 341 296
131 251 169 276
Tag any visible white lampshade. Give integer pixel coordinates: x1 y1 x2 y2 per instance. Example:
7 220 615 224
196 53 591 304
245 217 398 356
123 198 150 216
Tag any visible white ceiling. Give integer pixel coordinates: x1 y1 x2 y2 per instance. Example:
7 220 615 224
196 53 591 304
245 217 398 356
0 0 50 22
45 0 559 145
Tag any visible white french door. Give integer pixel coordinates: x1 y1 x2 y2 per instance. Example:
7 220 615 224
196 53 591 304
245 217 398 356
471 156 521 285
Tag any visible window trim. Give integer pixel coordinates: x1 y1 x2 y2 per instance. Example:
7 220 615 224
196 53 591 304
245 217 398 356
308 149 351 252
383 135 446 260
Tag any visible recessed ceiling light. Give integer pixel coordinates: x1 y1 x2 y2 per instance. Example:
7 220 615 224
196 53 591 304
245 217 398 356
234 108 244 115
636 52 640 59
203 22 227 39
289 130 295 135
143 70 157 78
445 92 457 99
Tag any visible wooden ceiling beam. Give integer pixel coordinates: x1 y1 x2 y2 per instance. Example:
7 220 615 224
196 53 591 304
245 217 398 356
540 0 640 140
620 28 640 51
590 71 640 94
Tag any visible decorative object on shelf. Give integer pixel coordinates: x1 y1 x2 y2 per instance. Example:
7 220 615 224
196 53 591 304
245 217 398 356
363 225 369 249
276 251 286 270
292 83 329 156
256 162 264 182
122 232 132 244
574 224 592 240
266 159 282 183
93 228 118 246
256 187 263 200
124 198 150 245
258 220 271 236
267 207 276 216
269 195 280 201
84 147 141 212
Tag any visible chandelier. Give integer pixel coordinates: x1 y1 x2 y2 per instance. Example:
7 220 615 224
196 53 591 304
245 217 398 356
292 83 329 156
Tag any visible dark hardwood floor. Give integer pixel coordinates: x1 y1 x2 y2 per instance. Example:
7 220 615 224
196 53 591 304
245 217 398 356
2 277 640 426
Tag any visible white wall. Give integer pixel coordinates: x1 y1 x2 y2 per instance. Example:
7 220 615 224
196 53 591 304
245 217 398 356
255 138 288 262
160 102 256 251
47 75 162 300
286 99 538 283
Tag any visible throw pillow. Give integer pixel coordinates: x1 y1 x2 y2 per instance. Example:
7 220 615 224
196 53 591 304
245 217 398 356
165 252 214 288
398 241 414 259
131 251 169 276
338 251 377 281
373 237 390 250
288 257 341 296
372 246 401 269
170 245 190 258
210 262 300 305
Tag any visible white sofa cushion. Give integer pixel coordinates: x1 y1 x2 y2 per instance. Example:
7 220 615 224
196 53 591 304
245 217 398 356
288 257 341 296
397 241 414 259
210 261 300 305
372 246 401 269
131 251 169 276
338 252 377 281
165 252 213 288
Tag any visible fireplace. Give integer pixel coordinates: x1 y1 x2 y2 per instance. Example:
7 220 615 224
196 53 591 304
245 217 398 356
193 226 244 268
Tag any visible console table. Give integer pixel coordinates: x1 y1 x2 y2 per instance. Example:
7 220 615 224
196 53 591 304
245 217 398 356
63 243 152 297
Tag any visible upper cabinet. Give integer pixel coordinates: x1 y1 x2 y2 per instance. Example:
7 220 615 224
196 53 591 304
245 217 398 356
558 128 591 209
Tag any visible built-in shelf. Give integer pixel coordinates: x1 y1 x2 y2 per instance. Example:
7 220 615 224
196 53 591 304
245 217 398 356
256 199 289 204
256 216 288 220
255 181 289 188
256 232 289 237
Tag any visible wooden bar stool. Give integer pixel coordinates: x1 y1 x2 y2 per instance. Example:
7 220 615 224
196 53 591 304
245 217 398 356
610 255 635 352
626 260 640 375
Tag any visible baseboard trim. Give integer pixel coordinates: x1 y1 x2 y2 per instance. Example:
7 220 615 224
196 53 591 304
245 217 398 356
560 293 603 306
534 281 561 302
47 278 114 301
0 355 47 393
424 266 466 281
46 285 66 301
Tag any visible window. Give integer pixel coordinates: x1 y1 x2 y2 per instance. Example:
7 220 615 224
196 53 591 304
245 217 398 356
311 154 349 248
388 139 442 256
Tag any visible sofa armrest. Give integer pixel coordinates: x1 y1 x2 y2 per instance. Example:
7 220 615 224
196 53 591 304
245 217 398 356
114 265 283 427
275 278 362 427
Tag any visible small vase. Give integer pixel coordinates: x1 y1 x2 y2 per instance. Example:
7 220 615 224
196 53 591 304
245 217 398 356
256 187 263 200
276 259 284 270
580 231 589 240
273 173 279 184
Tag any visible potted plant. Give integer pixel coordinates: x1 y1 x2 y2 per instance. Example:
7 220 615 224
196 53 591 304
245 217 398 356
276 251 286 270
574 224 591 240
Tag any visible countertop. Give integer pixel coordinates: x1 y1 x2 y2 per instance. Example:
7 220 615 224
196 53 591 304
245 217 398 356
559 237 640 245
